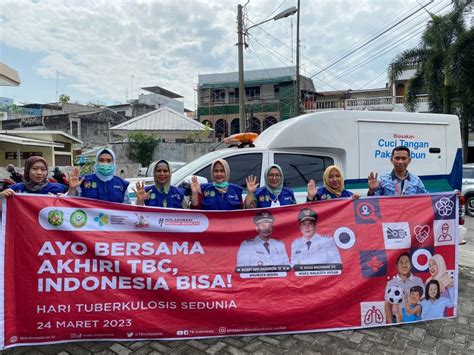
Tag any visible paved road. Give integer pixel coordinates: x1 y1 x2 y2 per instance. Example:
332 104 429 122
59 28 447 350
3 219 474 355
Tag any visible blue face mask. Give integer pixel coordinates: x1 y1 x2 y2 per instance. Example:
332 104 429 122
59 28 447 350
96 164 114 176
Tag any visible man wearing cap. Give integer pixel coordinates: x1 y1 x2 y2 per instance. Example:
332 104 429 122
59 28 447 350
290 208 342 266
236 211 290 267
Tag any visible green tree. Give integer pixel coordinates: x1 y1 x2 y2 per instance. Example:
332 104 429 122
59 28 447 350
59 94 71 103
450 29 474 160
128 132 159 167
388 0 472 160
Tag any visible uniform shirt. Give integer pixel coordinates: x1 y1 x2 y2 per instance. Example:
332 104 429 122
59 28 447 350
8 182 67 195
420 287 454 320
290 233 342 266
236 236 290 266
313 187 353 201
254 186 296 208
145 185 186 208
200 183 243 210
374 171 428 196
79 174 129 203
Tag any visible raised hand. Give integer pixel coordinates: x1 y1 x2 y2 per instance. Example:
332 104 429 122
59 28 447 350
190 176 201 194
246 175 259 194
0 188 15 198
132 181 151 205
367 172 379 193
307 179 318 200
68 167 84 194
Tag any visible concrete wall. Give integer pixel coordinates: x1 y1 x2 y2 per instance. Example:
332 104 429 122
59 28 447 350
112 142 218 166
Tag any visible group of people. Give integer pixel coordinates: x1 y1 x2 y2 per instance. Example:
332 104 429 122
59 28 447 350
387 253 454 323
0 145 426 208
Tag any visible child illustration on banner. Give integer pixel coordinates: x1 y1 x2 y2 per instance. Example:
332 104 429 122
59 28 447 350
397 285 423 323
421 279 455 320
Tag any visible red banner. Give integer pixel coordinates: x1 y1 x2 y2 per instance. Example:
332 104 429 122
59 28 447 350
0 193 458 349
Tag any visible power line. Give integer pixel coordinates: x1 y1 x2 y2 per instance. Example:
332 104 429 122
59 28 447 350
308 0 435 79
321 0 450 81
247 19 362 89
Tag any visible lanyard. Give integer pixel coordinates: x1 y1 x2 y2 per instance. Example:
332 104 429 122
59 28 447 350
393 179 406 196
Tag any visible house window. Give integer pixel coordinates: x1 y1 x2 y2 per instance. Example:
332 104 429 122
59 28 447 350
71 121 79 137
245 86 260 100
211 89 225 103
229 88 239 103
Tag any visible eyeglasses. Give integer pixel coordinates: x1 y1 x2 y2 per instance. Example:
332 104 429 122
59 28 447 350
268 174 281 179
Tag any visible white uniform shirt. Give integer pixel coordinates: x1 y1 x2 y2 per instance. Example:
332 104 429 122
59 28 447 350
290 233 342 266
236 236 290 266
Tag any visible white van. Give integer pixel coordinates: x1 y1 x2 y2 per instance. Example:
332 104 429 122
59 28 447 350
170 110 463 200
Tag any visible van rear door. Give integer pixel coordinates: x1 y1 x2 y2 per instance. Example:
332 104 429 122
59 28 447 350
358 119 447 184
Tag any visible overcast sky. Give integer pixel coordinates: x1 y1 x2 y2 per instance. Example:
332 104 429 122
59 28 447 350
0 0 456 109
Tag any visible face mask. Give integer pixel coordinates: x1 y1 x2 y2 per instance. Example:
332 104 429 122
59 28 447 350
97 164 114 176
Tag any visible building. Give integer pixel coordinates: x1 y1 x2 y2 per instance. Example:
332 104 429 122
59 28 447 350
1 108 128 149
197 66 316 138
303 69 429 113
138 86 185 113
111 107 212 143
0 130 82 167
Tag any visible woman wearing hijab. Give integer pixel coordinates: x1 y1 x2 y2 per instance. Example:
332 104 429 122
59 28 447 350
190 159 243 210
133 160 188 208
0 156 67 197
307 165 359 201
425 254 454 296
68 148 130 203
244 164 296 208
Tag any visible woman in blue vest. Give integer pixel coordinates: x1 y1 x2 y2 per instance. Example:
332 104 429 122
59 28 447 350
0 156 67 197
133 159 188 208
244 164 296 208
306 165 359 201
68 148 129 203
190 159 243 210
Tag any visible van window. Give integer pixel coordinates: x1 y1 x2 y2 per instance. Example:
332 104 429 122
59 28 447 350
194 153 263 188
274 154 334 188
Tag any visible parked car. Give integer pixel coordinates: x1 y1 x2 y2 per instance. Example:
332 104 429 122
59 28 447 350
462 163 474 217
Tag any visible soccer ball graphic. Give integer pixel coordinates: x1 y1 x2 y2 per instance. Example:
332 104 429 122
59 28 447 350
385 286 404 304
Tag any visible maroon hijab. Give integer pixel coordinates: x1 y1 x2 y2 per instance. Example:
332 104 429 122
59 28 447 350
23 156 49 192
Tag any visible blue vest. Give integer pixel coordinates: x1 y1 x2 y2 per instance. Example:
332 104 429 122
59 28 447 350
80 174 129 203
9 182 67 195
316 187 353 200
254 186 296 208
201 183 243 210
144 185 185 208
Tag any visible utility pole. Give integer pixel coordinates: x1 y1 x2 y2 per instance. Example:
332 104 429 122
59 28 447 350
237 4 246 133
295 0 301 118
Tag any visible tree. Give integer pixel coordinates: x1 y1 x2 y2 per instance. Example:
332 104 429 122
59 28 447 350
128 132 159 167
59 94 71 103
388 0 473 160
450 28 474 161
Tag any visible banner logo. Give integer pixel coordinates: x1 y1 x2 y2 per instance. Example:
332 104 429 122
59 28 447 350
411 248 433 272
382 222 411 249
334 227 356 249
435 197 454 217
94 212 109 227
353 199 381 224
360 302 385 325
47 210 64 227
414 225 430 243
70 210 87 228
359 250 387 277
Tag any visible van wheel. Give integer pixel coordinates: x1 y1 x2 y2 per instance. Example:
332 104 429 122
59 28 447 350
466 196 474 217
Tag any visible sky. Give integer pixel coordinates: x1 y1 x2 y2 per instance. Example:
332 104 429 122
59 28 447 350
0 0 458 110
